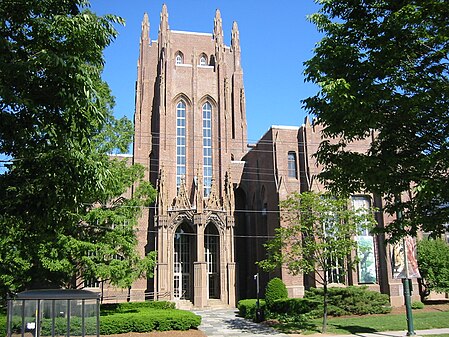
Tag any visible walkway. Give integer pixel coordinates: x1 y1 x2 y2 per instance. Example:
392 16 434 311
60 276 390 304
193 308 290 337
193 308 449 337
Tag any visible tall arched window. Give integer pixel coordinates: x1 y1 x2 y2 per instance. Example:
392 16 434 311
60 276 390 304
288 151 297 179
203 102 212 196
176 101 186 190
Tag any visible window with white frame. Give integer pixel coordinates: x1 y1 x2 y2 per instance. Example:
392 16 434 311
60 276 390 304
203 102 212 197
199 55 207 66
287 151 297 178
176 101 186 190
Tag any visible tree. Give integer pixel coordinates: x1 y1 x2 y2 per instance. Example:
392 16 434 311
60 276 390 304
0 0 157 297
259 191 376 333
303 0 449 239
417 238 449 295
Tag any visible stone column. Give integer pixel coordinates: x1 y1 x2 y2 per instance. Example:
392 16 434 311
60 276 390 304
194 262 208 308
227 262 236 307
156 215 170 299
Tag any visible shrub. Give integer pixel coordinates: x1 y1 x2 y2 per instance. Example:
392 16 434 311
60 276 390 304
412 301 425 309
269 298 318 316
304 286 391 316
237 299 266 320
265 278 288 307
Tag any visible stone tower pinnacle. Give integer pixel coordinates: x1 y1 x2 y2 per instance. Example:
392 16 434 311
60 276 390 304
159 4 169 51
231 21 240 51
231 21 241 70
141 12 150 42
214 9 224 60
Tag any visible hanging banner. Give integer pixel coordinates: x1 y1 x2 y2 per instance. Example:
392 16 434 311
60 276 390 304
391 236 421 279
356 236 377 283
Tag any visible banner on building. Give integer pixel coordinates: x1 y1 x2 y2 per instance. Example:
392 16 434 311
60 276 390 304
391 236 421 279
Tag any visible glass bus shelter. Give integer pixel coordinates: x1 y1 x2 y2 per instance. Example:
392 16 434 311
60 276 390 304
7 289 100 337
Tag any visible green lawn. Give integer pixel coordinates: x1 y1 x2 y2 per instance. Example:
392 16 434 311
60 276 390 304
273 310 449 335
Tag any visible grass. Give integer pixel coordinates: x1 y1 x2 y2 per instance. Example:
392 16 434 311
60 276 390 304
272 310 449 335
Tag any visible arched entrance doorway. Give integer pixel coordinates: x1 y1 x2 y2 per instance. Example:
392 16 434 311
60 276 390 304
173 222 195 300
205 223 220 299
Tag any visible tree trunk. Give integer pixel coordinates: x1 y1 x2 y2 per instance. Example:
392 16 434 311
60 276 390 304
322 282 328 333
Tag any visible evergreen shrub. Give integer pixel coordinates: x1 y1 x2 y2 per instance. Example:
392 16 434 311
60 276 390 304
265 278 288 307
304 286 391 316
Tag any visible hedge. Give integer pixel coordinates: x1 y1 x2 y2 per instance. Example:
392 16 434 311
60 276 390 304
100 309 200 333
237 299 266 320
101 301 175 315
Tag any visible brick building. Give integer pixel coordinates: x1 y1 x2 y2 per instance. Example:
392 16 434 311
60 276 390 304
96 5 419 308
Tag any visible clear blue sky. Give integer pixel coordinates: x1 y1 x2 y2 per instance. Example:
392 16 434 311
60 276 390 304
91 1 322 145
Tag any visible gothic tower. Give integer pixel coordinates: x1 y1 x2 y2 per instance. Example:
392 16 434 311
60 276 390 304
133 5 247 308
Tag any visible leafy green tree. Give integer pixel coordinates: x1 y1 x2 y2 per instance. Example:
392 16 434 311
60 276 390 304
303 0 449 238
417 238 449 294
0 0 156 297
259 191 376 332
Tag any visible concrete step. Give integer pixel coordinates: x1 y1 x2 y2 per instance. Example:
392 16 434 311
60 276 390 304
175 299 193 310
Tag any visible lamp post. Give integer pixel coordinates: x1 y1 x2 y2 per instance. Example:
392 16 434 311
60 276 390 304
254 273 262 322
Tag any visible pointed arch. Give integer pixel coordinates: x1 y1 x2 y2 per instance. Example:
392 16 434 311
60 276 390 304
199 53 208 66
172 93 192 107
198 94 217 109
175 51 184 65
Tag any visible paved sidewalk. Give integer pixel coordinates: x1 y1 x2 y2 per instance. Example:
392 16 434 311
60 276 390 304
193 308 449 337
193 308 290 337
